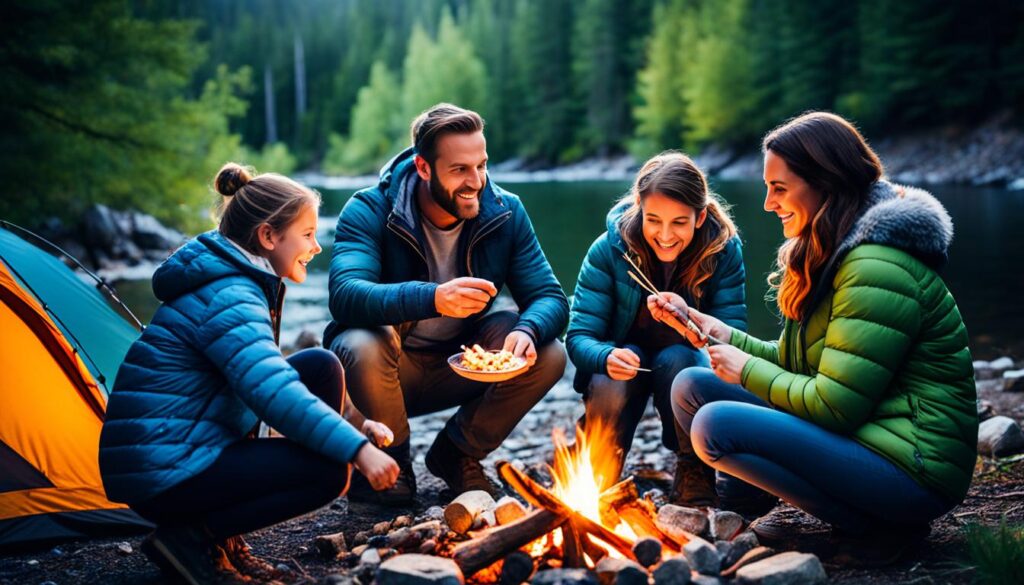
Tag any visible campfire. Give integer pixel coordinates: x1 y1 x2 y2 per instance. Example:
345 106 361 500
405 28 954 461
316 420 815 584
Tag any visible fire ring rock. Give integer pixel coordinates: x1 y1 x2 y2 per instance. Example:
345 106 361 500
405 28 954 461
377 554 465 585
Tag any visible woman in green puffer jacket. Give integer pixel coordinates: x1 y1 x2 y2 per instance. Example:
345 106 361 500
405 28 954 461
663 112 977 565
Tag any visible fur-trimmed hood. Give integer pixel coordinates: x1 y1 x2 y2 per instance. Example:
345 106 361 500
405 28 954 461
837 179 953 269
803 179 954 324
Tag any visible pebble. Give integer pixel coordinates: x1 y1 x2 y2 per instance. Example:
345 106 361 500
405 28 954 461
734 551 826 584
632 537 663 567
657 505 708 540
682 537 720 576
531 568 599 585
651 557 690 585
116 542 133 555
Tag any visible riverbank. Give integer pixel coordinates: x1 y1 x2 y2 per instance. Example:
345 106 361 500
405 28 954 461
298 112 1024 189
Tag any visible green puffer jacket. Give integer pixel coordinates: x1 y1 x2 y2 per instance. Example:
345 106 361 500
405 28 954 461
731 180 977 506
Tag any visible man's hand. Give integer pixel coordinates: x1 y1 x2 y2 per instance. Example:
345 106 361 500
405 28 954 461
708 345 751 385
435 277 498 318
353 443 400 490
606 347 641 381
361 419 394 448
502 330 537 367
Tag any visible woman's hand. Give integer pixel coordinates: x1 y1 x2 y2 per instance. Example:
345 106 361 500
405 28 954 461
687 307 731 345
606 347 641 381
361 419 394 448
647 293 705 347
708 345 751 385
353 443 400 490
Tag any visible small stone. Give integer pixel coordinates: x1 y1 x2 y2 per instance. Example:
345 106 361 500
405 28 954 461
710 511 744 541
973 360 996 380
393 515 414 528
721 547 775 578
378 555 465 585
500 551 535 585
1003 370 1024 392
49 546 65 557
651 557 690 585
275 563 292 575
978 416 1024 457
656 505 708 541
714 541 732 564
632 537 663 567
615 565 649 585
27 559 40 567
360 548 382 566
978 399 995 421
38 582 57 585
374 521 393 535
322 574 357 585
418 539 437 554
531 568 599 585
368 535 390 548
735 551 826 584
596 558 647 585
116 542 133 555
682 537 720 575
723 532 758 568
690 576 721 585
417 506 446 524
354 531 371 546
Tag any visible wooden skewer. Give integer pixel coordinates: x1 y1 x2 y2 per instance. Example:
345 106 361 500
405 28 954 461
623 365 652 373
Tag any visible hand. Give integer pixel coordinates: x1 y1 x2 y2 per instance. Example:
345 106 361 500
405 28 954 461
687 307 730 345
646 292 705 347
707 345 751 384
502 330 537 367
361 419 394 448
435 277 498 318
606 347 641 381
353 443 400 490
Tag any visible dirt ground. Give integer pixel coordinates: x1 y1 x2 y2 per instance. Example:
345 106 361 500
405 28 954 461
2 370 1022 585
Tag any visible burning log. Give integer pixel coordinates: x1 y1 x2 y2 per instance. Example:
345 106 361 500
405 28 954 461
445 490 497 534
452 508 566 576
599 477 682 552
560 520 585 568
496 460 637 562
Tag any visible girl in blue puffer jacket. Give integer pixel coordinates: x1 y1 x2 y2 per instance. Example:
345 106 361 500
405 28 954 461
99 163 399 585
566 152 747 508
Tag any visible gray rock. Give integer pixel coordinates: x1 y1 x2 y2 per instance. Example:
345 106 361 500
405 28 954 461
377 554 465 585
632 537 663 567
690 576 721 585
978 399 995 421
322 573 358 585
990 356 1016 372
651 557 690 585
595 558 648 585
1003 370 1024 392
531 568 599 585
723 532 759 568
721 547 775 578
714 541 732 565
735 552 826 584
360 548 382 567
978 416 1024 457
131 212 184 250
682 537 720 575
973 360 995 380
657 505 708 540
416 506 446 524
710 511 744 541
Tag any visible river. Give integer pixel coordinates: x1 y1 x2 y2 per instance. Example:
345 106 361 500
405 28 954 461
115 179 1024 359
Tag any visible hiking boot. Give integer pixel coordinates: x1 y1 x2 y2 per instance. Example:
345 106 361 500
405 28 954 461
425 431 501 498
347 441 417 506
669 453 718 507
826 523 930 567
149 524 255 585
721 488 780 524
222 535 293 583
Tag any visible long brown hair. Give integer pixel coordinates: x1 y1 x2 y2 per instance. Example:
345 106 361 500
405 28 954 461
617 152 737 306
763 112 883 320
215 162 321 254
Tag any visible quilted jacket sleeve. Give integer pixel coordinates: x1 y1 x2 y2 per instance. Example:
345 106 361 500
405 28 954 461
703 236 748 331
730 329 781 365
198 283 368 464
328 191 439 327
565 235 617 376
504 197 570 343
738 249 922 434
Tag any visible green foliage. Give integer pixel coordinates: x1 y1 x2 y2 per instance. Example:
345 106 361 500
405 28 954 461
322 61 402 174
632 0 692 157
0 0 250 232
963 519 1024 584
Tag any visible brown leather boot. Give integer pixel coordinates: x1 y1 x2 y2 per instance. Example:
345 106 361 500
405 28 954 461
669 453 718 507
221 536 293 583
149 524 256 585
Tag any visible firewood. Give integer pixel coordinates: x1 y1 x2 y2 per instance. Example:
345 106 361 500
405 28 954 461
499 551 535 585
561 520 585 568
445 490 497 534
452 508 566 577
580 532 608 564
599 477 681 552
496 460 637 562
312 531 348 558
494 495 529 525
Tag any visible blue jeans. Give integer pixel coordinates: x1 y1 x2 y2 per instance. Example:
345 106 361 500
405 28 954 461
671 367 951 532
584 344 709 456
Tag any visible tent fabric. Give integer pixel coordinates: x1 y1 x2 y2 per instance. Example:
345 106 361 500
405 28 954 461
0 225 151 549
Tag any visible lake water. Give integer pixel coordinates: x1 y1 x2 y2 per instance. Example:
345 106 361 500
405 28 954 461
117 180 1024 359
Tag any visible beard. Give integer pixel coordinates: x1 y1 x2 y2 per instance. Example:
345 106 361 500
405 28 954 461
429 166 481 220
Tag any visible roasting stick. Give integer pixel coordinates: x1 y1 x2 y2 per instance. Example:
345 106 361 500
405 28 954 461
622 253 729 347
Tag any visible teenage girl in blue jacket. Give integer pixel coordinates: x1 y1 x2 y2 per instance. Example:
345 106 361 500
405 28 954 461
99 163 399 585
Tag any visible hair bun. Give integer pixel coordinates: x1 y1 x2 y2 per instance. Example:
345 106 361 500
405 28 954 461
214 163 253 197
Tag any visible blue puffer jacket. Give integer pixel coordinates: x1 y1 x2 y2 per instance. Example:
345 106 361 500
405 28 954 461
99 231 367 505
566 201 748 392
323 147 569 348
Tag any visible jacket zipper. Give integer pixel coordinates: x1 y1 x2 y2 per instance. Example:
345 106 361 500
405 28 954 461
387 215 428 264
465 211 512 276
